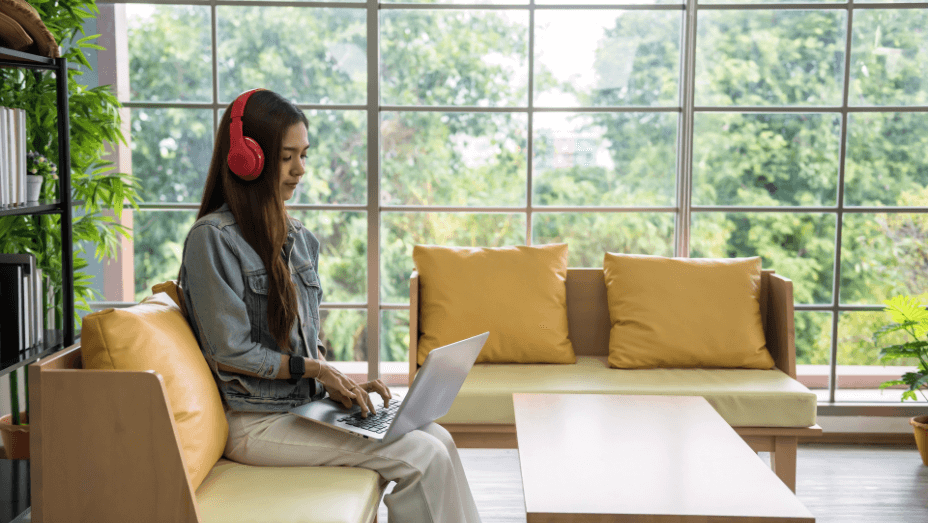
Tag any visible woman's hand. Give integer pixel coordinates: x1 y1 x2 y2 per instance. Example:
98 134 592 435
360 379 393 408
315 362 369 415
317 363 393 418
323 374 392 419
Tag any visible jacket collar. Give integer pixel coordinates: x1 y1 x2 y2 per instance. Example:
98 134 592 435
216 202 302 234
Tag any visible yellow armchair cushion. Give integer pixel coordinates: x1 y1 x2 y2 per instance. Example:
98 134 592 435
413 243 576 364
603 253 775 370
196 459 382 523
80 292 228 491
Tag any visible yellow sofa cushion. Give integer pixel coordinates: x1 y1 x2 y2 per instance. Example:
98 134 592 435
413 243 576 365
196 459 382 523
80 292 228 491
603 253 775 370
437 356 817 427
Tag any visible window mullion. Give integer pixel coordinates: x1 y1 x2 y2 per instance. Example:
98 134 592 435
367 0 381 382
677 0 698 258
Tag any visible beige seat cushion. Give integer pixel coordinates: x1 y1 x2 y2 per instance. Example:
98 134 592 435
196 459 382 523
438 356 817 428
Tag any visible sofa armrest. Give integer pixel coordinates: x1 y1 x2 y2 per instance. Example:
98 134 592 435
764 272 797 379
30 355 200 523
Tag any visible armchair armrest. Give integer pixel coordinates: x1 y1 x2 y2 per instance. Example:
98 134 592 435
30 353 200 523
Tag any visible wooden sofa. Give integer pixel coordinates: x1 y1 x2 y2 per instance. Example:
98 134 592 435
409 268 822 493
29 333 383 522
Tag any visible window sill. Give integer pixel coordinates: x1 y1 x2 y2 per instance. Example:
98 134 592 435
796 364 919 389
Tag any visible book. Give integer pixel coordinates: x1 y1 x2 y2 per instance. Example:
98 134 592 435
12 107 22 206
0 253 40 361
0 106 28 207
22 265 31 350
34 268 44 346
0 107 8 206
0 261 24 363
4 107 15 206
17 108 26 206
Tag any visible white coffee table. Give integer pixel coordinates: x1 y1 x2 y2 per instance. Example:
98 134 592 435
513 393 815 522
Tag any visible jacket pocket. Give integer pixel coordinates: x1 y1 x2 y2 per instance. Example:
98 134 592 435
296 267 321 331
245 273 269 344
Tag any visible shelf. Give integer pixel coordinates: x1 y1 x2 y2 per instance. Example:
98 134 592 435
0 459 29 523
0 200 84 218
0 46 54 69
0 201 65 218
0 331 64 378
0 43 73 523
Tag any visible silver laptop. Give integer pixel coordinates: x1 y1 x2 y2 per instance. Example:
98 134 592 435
289 331 489 443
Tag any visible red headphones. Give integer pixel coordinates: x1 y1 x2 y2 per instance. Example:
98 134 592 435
227 88 265 181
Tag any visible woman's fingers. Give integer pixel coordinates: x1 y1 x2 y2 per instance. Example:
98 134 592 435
362 389 377 416
366 380 392 407
318 363 379 417
339 393 353 410
355 387 372 418
328 387 355 410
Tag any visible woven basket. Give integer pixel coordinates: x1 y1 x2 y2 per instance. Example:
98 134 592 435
0 412 30 460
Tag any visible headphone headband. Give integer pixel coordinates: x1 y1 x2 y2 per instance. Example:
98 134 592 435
231 88 263 120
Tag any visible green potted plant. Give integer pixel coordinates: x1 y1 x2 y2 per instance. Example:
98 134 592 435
0 0 140 459
873 295 928 465
26 151 57 201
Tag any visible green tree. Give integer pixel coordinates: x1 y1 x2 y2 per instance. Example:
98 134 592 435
127 6 537 362
586 8 928 366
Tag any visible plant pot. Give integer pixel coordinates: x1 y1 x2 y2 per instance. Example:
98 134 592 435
910 415 928 466
26 174 42 202
0 412 30 460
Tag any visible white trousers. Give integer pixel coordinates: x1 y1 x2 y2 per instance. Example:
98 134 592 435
224 410 483 523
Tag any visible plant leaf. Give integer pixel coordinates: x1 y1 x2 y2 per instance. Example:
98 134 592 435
883 296 928 337
878 340 928 361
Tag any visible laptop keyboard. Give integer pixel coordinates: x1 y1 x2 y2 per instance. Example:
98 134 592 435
337 396 403 434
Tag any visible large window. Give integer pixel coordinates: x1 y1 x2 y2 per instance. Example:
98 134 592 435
115 0 928 401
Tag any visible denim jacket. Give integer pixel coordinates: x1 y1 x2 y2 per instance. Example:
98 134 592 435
179 203 326 412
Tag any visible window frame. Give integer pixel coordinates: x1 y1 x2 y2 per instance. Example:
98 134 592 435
100 0 928 412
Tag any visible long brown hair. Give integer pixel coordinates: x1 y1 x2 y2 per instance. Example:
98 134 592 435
197 90 309 352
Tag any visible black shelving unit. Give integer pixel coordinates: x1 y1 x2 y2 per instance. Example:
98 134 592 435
1 45 76 523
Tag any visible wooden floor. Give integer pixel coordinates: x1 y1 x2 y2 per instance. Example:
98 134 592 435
378 444 928 522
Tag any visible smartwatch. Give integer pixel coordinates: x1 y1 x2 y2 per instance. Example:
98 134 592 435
288 356 305 385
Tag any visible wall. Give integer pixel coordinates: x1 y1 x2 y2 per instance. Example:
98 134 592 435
73 13 107 322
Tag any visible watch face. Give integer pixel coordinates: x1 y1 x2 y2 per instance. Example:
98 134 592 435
290 356 305 378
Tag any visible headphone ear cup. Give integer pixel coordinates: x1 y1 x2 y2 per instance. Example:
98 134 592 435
228 136 265 181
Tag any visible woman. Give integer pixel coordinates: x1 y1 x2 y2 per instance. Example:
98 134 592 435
179 88 482 523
